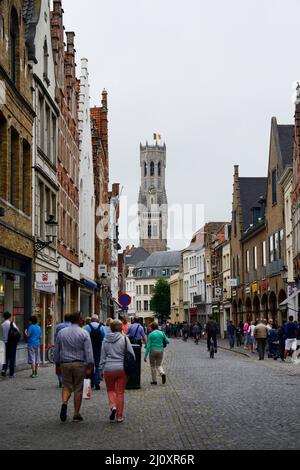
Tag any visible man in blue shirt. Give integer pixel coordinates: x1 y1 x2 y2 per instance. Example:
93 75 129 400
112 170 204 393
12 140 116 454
85 316 106 390
55 314 71 387
25 316 42 378
127 319 148 346
284 316 299 360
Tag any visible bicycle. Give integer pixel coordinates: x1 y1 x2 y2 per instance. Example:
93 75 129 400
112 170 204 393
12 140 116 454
46 345 55 364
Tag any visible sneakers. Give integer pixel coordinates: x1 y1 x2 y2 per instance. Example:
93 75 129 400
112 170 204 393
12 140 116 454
117 418 124 423
110 408 117 422
1 371 6 378
95 384 101 391
73 415 84 423
60 403 68 423
162 374 167 385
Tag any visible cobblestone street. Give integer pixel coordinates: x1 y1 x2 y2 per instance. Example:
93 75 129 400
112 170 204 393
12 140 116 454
1 338 300 451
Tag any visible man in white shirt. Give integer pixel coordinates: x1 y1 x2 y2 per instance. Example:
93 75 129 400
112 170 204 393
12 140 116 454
1 312 19 378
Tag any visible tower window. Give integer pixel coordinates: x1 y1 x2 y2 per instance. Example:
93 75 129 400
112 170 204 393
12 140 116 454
10 8 19 85
158 162 161 177
144 162 147 177
150 161 155 177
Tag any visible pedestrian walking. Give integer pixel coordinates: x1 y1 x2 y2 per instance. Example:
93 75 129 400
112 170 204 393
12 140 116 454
236 323 243 347
243 320 250 351
269 323 280 359
25 316 42 378
127 318 147 346
1 312 20 378
54 312 94 423
227 321 236 349
284 316 299 360
182 322 189 341
254 320 268 360
100 320 135 423
192 323 201 345
55 314 71 387
144 323 170 385
85 315 106 390
249 321 256 354
103 318 113 336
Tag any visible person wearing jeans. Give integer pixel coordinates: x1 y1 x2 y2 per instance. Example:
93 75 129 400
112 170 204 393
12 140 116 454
100 320 135 423
227 321 236 349
144 323 170 385
1 312 19 378
254 320 268 361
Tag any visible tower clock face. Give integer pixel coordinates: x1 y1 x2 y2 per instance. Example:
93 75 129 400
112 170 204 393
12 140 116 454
148 187 156 195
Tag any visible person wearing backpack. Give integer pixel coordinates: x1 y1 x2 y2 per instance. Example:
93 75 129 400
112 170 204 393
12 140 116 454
1 312 20 378
85 315 106 390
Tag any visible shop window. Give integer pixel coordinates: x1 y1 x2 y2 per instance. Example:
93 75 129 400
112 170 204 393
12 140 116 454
0 272 25 341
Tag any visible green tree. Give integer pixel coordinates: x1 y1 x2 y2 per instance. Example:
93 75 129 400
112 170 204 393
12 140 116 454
150 279 171 323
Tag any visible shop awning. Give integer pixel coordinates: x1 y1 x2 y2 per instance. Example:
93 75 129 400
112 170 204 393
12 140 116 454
280 289 300 307
82 279 98 290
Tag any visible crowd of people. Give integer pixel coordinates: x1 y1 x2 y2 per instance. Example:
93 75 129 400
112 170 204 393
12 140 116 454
226 317 300 361
1 310 300 424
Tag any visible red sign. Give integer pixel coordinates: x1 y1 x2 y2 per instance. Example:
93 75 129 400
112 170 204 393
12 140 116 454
118 294 132 308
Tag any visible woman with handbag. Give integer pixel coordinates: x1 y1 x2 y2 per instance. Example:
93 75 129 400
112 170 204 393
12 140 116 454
144 323 170 386
100 320 135 423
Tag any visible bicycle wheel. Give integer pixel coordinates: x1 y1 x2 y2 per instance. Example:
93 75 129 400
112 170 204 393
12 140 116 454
210 340 215 359
47 346 55 364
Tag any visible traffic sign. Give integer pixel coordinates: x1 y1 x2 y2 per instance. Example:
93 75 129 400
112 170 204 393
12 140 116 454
118 294 132 308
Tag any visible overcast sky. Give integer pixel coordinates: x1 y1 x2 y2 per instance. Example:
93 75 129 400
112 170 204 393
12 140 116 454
62 0 299 250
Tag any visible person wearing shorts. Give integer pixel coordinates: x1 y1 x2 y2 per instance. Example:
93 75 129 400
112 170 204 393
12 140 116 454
25 316 42 378
284 317 299 360
54 312 94 423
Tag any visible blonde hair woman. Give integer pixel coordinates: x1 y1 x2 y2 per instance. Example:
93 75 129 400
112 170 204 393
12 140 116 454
100 320 135 423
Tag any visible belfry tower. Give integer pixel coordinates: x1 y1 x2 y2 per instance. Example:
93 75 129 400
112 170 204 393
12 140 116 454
138 142 168 253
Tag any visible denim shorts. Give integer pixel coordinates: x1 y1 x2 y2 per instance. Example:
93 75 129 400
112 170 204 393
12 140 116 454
28 346 41 365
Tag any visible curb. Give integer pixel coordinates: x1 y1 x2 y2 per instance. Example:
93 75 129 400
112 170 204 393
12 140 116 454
219 346 251 359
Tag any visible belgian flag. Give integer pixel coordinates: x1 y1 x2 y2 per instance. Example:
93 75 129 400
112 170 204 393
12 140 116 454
153 133 162 141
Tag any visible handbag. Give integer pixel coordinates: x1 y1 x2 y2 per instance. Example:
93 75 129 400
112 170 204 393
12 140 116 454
124 337 137 377
8 322 21 345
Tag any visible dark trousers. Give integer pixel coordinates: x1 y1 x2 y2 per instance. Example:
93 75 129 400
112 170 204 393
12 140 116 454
207 335 217 351
92 348 101 386
2 343 17 377
236 333 242 347
257 338 267 360
228 335 235 349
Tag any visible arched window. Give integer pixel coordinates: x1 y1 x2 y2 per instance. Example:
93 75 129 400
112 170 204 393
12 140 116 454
158 162 161 177
43 39 49 80
10 8 19 85
150 161 155 177
144 162 147 177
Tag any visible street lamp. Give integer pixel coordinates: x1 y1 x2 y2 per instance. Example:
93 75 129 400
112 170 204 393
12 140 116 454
35 215 58 253
280 266 288 284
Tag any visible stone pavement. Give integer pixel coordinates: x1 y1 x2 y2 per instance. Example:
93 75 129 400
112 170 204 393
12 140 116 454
0 338 300 450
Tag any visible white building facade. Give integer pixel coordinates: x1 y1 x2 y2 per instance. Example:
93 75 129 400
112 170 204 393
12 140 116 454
27 0 60 353
78 58 96 317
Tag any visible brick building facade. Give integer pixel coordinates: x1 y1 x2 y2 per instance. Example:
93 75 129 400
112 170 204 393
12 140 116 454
51 0 80 320
91 92 113 320
0 0 35 359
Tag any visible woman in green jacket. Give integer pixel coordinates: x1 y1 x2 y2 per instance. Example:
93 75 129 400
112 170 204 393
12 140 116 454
144 323 170 385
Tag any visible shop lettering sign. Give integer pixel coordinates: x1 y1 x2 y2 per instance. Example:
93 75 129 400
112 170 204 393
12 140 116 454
35 273 56 294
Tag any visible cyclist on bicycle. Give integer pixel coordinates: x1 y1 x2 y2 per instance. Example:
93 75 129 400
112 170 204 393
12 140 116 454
182 322 190 342
205 316 219 353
